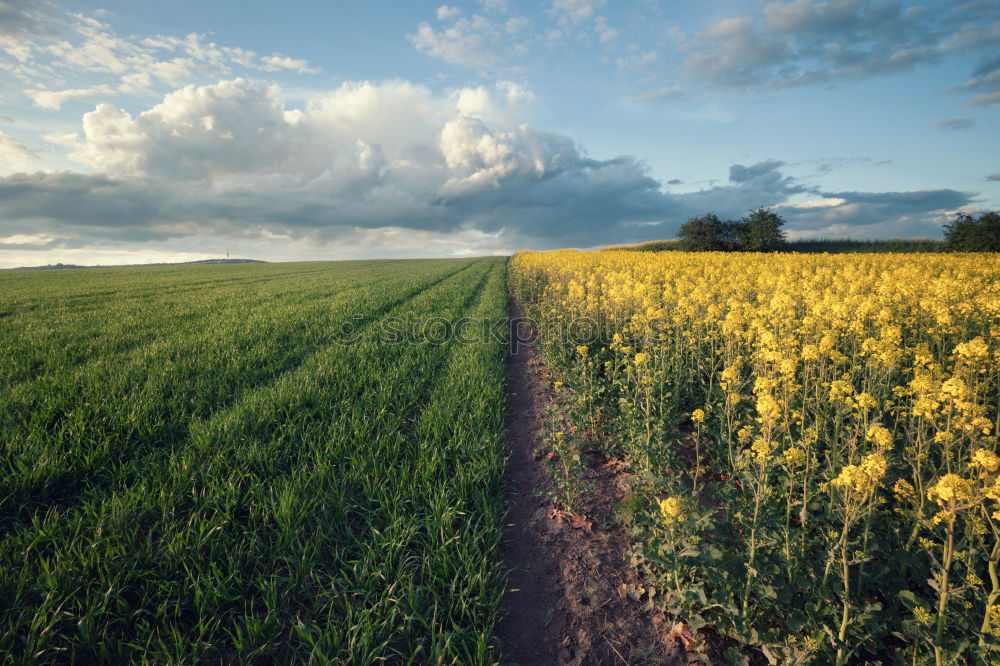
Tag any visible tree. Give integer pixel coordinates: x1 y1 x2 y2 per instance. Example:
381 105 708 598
736 207 787 251
677 209 787 252
944 211 1000 251
676 213 731 251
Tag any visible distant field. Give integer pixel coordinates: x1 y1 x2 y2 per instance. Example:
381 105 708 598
602 239 681 252
0 258 509 663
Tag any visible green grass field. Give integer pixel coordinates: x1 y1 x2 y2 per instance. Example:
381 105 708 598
0 258 509 664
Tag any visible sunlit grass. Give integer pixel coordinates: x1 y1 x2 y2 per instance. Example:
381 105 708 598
0 258 509 664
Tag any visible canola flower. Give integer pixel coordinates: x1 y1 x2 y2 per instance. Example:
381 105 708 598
750 438 775 464
988 605 1000 638
894 479 916 501
927 474 974 507
659 497 685 525
510 249 1000 662
831 453 888 495
866 424 893 450
784 446 806 467
971 448 1000 475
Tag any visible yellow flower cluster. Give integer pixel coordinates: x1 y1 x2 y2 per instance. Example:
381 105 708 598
737 425 753 444
829 380 855 404
783 446 806 467
755 393 782 425
913 606 934 626
750 438 775 464
831 453 888 494
659 497 685 525
955 336 989 360
988 604 1000 637
866 424 893 450
854 392 878 410
970 448 1000 474
893 479 915 501
926 473 974 507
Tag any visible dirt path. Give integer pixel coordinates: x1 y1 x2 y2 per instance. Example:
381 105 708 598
495 311 561 664
496 301 687 666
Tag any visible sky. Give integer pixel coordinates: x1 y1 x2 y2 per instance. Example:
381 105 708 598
0 0 998 266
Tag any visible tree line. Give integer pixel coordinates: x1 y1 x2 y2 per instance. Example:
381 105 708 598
676 208 787 251
943 211 1000 251
675 208 999 252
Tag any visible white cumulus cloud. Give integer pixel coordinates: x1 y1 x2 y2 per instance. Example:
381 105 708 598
0 77 977 262
5 78 676 249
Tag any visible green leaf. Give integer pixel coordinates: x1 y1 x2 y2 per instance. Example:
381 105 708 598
687 612 708 632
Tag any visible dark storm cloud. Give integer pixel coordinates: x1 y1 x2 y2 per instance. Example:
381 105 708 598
685 0 941 88
0 79 691 248
663 160 806 227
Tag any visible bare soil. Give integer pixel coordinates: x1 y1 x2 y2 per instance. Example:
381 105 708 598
496 302 688 665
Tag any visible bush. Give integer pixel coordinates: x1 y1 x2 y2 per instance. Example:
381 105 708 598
676 213 733 251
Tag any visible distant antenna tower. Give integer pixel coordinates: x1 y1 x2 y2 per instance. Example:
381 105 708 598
226 247 230 261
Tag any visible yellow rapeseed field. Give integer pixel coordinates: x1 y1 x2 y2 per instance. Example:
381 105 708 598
510 250 1000 664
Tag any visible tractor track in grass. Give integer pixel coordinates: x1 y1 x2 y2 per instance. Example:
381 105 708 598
0 258 512 663
0 260 414 389
0 259 486 536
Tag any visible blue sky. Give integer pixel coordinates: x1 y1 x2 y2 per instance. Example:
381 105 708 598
0 0 998 266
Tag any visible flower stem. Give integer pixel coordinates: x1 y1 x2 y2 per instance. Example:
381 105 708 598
979 539 1000 646
933 518 956 666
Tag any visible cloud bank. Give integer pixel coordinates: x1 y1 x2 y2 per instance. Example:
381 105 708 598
0 78 674 257
0 76 977 266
